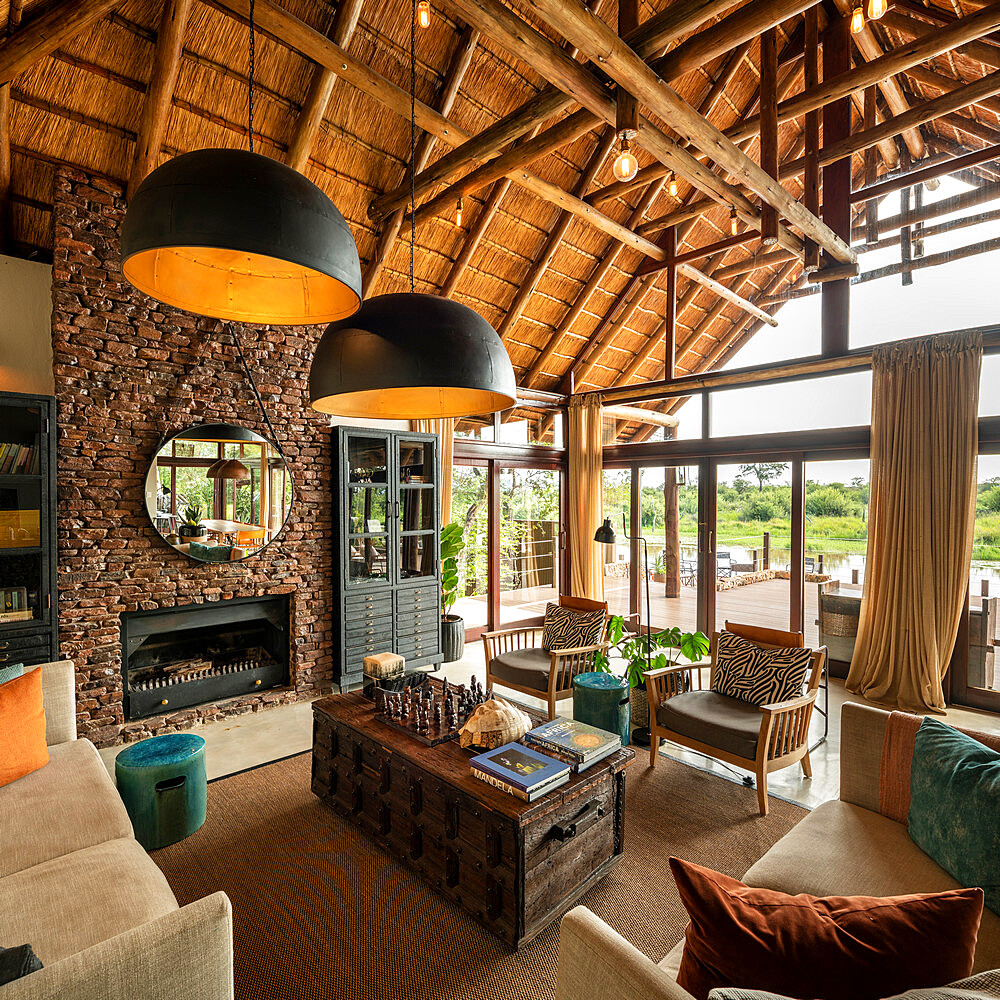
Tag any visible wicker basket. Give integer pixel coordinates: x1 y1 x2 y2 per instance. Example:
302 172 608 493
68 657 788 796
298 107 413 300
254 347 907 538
630 685 649 729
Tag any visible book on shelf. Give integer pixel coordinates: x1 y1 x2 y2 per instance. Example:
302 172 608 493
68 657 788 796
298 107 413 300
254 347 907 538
468 741 570 794
524 718 621 763
471 766 569 802
0 609 33 624
1 586 29 612
0 443 37 475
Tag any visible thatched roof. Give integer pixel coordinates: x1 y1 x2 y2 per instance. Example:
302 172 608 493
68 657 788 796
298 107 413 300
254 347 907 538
2 0 998 440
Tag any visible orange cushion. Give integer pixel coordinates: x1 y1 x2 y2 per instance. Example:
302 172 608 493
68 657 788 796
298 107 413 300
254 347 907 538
670 857 983 1000
0 667 50 787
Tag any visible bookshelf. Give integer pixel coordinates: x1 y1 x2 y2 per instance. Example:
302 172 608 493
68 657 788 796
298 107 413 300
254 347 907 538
0 391 57 667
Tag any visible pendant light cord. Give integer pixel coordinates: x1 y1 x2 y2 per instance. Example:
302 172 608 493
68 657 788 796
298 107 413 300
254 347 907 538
229 324 284 462
248 0 256 154
409 0 416 293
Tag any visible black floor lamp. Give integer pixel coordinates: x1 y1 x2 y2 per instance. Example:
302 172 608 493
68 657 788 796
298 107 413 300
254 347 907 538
594 514 659 747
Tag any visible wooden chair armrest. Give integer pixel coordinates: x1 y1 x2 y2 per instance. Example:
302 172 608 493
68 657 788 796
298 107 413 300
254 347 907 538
642 663 696 680
759 690 818 716
550 641 609 659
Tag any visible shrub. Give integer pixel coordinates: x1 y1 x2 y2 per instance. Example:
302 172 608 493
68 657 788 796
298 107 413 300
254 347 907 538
979 486 1000 514
740 496 777 522
807 486 853 517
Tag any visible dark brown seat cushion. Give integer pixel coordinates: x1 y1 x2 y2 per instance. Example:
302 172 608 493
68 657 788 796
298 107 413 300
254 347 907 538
656 690 762 760
489 648 551 693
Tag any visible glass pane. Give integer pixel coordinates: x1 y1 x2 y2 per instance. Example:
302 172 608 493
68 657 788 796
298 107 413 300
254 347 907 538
804 460 869 653
172 439 218 459
0 552 42 625
601 469 632 620
450 466 488 631
641 466 699 635
400 486 435 532
400 532 435 580
0 480 41 548
499 468 560 623
399 439 433 484
498 408 564 447
348 436 388 484
0 404 41 474
455 415 495 441
715 463 791 633
348 535 388 583
349 487 389 534
970 455 1000 694
981 356 1000 416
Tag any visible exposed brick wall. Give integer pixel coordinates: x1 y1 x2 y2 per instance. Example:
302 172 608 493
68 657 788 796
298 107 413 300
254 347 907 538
51 166 334 748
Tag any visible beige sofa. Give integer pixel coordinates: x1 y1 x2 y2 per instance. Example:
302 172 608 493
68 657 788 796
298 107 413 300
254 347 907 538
0 660 233 999
556 702 1000 1000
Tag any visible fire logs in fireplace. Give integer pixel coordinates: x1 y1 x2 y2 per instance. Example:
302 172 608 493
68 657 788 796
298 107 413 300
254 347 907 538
121 596 290 720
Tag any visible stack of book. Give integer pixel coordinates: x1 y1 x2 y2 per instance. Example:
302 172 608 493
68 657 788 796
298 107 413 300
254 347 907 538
525 718 622 772
0 443 38 475
0 586 32 623
469 742 570 802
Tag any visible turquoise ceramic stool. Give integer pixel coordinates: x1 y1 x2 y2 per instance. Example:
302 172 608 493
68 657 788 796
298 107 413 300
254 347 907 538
115 733 207 850
573 671 630 746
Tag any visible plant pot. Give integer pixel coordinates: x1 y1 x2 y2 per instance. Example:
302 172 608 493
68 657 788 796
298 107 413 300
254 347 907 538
651 572 667 584
630 684 650 729
441 614 465 663
178 524 206 541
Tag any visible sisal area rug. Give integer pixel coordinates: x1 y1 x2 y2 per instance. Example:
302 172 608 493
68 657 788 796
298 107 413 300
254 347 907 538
153 752 806 1000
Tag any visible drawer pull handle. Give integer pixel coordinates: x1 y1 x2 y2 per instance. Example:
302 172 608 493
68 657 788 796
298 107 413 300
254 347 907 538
0 642 7 649
551 799 603 841
160 698 169 706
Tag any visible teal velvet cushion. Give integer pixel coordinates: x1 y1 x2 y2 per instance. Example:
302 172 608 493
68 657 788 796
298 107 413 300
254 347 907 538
0 662 24 686
909 717 1000 915
189 541 233 563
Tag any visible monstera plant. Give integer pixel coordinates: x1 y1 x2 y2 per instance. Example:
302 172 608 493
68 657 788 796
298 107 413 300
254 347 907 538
440 522 466 663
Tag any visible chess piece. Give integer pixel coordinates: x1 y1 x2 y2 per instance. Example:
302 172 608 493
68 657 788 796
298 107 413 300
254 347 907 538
434 703 442 726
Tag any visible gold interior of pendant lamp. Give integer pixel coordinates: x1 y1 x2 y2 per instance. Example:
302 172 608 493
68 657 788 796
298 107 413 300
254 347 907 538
310 385 516 420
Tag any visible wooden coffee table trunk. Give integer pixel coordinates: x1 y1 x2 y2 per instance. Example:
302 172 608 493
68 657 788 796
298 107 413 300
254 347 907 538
311 692 635 948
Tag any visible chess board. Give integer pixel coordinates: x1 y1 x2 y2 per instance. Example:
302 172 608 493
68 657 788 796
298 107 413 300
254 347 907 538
373 674 490 746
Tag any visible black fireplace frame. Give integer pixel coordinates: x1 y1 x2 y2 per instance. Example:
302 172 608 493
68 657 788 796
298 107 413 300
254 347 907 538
121 595 290 721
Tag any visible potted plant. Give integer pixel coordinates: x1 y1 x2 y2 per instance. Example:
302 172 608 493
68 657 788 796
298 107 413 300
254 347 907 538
597 615 709 746
650 550 667 584
178 504 206 542
440 522 466 662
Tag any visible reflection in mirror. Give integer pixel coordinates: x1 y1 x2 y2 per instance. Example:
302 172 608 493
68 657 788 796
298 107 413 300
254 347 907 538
145 423 293 563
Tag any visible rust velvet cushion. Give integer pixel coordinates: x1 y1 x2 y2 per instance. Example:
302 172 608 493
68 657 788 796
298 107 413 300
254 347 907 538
0 667 49 787
670 858 983 1000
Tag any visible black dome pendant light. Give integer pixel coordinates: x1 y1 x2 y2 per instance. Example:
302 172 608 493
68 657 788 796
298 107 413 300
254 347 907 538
121 1 361 326
308 0 516 419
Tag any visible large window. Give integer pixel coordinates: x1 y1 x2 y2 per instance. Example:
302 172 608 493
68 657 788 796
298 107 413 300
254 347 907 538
450 464 489 631
601 469 632 620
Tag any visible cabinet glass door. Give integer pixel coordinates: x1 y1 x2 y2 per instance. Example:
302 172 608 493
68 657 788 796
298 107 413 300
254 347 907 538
398 437 437 582
0 402 46 627
345 434 391 585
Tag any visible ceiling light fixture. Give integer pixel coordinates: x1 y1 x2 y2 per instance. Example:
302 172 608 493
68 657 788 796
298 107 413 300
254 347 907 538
668 173 678 198
850 4 865 33
867 0 887 19
730 207 739 237
612 135 639 183
121 0 360 326
308 0 515 419
206 458 251 481
456 197 463 227
417 0 431 28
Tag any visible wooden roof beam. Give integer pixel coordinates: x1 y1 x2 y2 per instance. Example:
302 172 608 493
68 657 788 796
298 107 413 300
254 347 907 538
216 0 659 258
128 0 193 200
286 0 363 172
371 0 739 222
496 127 615 342
0 0 122 86
0 0 22 251
439 177 509 299
362 25 479 296
676 263 779 327
515 0 850 261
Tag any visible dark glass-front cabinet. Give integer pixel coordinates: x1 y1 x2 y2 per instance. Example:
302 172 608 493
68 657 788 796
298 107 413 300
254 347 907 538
0 392 58 669
334 427 441 688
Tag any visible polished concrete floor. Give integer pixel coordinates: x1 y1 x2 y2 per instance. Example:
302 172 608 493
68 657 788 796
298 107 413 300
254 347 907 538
99 643 1000 810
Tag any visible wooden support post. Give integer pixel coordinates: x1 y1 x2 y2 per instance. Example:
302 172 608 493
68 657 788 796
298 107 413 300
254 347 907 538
630 468 642 621
664 226 677 382
864 87 879 245
664 446 681 599
900 184 913 287
803 6 820 272
914 181 925 258
790 462 804 633
763 531 771 571
760 27 779 247
616 0 639 142
821 12 851 356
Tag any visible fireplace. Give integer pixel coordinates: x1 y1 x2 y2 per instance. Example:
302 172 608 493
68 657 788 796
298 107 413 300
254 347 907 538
121 596 290 721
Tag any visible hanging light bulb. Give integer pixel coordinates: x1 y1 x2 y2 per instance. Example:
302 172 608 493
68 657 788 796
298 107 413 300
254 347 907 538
456 197 463 227
417 0 431 28
730 207 739 237
867 0 887 19
850 4 865 33
612 135 639 183
668 173 678 198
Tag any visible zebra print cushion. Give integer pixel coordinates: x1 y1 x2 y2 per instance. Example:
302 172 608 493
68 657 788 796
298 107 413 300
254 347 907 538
709 970 1000 1000
541 603 605 652
711 631 812 707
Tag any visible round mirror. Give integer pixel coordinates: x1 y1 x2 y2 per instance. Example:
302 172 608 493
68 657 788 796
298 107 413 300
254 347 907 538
144 423 293 563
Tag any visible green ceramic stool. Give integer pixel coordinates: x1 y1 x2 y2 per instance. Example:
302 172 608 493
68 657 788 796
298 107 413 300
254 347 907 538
115 733 207 850
573 671 630 746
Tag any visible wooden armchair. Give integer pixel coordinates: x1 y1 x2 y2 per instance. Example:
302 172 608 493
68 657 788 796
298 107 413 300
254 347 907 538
483 596 609 719
645 621 827 816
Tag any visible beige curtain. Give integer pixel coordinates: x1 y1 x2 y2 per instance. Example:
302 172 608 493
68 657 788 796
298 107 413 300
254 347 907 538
410 419 454 526
568 394 604 601
847 332 982 712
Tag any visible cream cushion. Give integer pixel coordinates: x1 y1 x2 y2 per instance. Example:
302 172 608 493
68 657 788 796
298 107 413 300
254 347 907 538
743 799 1000 972
0 837 178 966
0 739 133 878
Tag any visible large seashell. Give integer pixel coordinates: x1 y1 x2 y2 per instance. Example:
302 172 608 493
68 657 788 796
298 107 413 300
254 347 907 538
459 698 532 750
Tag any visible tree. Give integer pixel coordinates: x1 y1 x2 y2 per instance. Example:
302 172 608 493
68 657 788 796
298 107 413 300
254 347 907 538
738 462 787 492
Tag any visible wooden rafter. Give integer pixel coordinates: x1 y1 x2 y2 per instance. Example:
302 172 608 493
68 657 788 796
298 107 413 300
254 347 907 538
676 263 779 327
362 25 479 296
286 0 363 172
0 0 21 250
128 0 193 199
439 177 509 298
